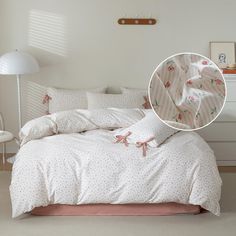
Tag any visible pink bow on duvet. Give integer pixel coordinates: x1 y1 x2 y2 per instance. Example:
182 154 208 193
115 131 132 147
136 137 155 157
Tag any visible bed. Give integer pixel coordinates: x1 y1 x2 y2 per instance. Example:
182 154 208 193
10 107 222 218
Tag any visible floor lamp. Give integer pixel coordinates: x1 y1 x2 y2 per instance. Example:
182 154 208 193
0 50 39 131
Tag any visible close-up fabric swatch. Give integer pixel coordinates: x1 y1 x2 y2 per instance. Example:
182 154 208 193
149 53 226 130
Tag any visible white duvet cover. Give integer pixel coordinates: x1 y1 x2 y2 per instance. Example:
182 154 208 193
10 109 221 217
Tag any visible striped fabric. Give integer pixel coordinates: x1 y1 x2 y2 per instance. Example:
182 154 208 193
149 54 226 130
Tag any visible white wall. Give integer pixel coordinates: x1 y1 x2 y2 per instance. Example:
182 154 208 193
1 0 236 152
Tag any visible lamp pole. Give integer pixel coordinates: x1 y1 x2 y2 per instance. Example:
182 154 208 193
16 74 22 129
0 113 6 164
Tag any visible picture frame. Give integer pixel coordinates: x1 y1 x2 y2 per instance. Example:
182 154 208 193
210 41 235 69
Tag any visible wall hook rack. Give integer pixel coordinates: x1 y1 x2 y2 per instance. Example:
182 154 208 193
118 18 157 25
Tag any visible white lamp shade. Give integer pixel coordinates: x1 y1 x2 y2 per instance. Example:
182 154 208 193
0 50 39 75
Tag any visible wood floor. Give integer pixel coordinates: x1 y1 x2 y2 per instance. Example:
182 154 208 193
0 153 13 171
0 153 236 172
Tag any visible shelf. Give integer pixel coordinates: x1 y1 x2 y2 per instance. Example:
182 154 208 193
223 69 236 74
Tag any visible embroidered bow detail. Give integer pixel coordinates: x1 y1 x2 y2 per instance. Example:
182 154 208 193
142 96 151 109
42 94 52 104
136 137 155 157
115 131 132 147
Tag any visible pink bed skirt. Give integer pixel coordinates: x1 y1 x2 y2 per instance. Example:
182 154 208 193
31 203 201 216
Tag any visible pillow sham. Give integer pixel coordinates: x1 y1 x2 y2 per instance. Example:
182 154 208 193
19 116 57 146
121 87 147 95
120 87 151 109
46 87 106 113
87 92 147 109
114 111 178 155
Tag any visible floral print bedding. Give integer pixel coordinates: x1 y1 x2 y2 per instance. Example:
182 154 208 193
149 53 226 130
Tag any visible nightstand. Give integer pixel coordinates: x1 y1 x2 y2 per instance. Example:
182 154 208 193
197 73 236 166
0 131 14 164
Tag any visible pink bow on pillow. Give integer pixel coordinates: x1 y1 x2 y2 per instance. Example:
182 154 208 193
136 137 155 157
115 131 132 147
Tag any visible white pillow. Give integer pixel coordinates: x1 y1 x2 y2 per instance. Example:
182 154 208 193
114 111 178 148
47 87 106 113
19 116 57 146
87 92 147 109
121 87 147 95
121 87 151 109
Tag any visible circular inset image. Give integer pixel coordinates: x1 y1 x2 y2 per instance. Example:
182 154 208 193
148 52 226 131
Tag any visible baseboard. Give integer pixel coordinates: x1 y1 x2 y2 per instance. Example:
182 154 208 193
218 166 236 173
